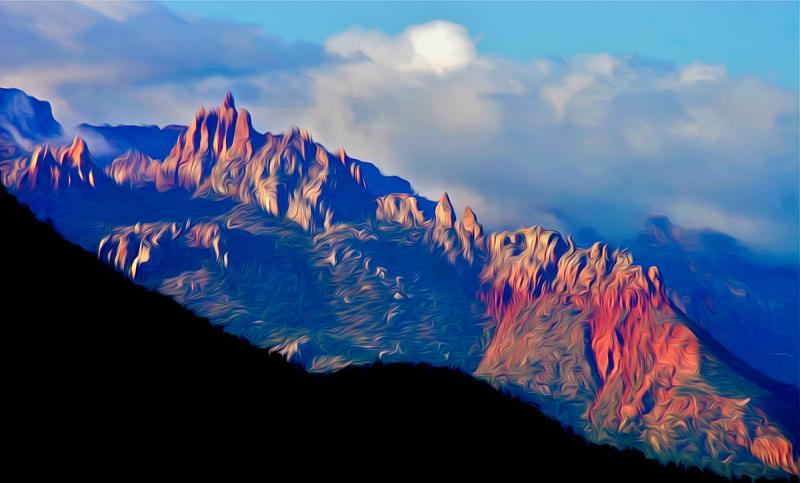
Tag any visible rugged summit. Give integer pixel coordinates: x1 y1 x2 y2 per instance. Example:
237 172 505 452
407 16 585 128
105 94 419 231
1 91 797 479
153 91 261 191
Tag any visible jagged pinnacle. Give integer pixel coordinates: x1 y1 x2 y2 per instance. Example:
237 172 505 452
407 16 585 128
222 91 236 110
435 192 456 228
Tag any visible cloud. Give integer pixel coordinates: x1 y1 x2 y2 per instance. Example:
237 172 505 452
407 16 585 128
677 63 727 85
0 4 796 259
282 26 797 258
0 1 329 127
664 200 789 254
74 0 147 21
275 27 796 258
327 21 477 75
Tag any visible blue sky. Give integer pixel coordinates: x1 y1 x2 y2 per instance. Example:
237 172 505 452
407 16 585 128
165 1 800 90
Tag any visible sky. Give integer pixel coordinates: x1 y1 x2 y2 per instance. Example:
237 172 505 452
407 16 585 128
166 1 800 90
0 0 797 261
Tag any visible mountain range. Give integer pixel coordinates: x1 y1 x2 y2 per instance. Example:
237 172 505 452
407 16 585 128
1 87 797 479
2 183 761 482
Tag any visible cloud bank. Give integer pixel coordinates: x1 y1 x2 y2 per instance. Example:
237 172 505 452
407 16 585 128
0 1 796 258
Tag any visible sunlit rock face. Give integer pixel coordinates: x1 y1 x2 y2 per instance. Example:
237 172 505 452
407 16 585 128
98 220 228 281
153 92 259 192
1 136 100 192
1 91 797 479
477 230 797 477
458 206 484 242
106 149 160 187
107 93 407 232
376 193 429 227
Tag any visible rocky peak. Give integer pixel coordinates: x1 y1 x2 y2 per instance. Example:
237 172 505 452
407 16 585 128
222 90 236 110
3 136 99 191
62 136 90 169
157 93 263 190
460 206 483 240
434 192 456 229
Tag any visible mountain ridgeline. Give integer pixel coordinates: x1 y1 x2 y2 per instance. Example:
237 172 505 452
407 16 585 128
1 90 797 479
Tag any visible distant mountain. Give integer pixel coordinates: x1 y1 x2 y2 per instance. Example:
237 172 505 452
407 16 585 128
77 123 187 163
1 90 797 479
627 217 800 386
0 88 63 158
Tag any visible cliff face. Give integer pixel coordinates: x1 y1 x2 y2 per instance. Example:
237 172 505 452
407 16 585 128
475 228 797 477
1 91 797 480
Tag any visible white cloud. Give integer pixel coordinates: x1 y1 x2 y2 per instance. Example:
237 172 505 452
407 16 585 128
290 24 798 257
0 5 796 258
541 73 596 122
678 62 727 84
0 1 328 128
74 1 148 21
405 21 476 74
573 53 619 77
327 21 476 75
664 200 789 253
